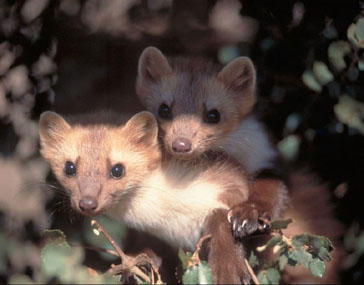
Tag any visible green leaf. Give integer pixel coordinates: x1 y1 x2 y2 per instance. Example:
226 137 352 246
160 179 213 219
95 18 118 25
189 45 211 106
278 135 301 161
292 233 310 248
266 268 280 284
218 46 240 64
302 69 322 92
318 247 332 262
347 23 359 47
288 247 312 268
41 229 119 284
257 270 269 284
8 274 34 284
249 251 259 268
279 254 288 271
178 249 193 270
182 262 213 284
271 218 293 230
309 258 325 277
358 58 364 70
334 95 364 135
313 61 334 85
328 41 351 72
354 18 364 42
257 236 282 252
83 216 126 260
198 261 213 284
183 266 199 284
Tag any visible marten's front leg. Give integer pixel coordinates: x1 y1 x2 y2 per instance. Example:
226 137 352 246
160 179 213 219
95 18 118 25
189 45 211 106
204 209 251 284
228 178 288 240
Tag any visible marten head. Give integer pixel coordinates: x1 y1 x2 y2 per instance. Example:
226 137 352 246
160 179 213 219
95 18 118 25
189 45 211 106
39 111 160 216
136 46 256 160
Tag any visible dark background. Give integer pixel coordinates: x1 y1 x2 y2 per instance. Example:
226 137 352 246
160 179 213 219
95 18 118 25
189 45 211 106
1 0 364 283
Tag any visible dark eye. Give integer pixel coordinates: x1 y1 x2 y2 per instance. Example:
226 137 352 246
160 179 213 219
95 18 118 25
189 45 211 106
158 103 172 119
205 109 220 124
64 161 76 176
111 163 125 179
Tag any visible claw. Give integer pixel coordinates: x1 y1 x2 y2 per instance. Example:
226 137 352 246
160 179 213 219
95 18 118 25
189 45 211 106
227 210 233 223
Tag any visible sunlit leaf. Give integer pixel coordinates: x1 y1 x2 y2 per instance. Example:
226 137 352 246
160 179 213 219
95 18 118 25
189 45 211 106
279 254 288 271
257 235 282 252
218 46 240 64
354 18 364 42
249 251 259 268
178 249 193 270
328 41 351 72
347 23 359 47
313 61 334 85
271 218 293 230
278 135 301 161
182 262 213 284
334 95 364 134
302 69 322 92
309 258 325 277
289 247 312 268
266 268 280 284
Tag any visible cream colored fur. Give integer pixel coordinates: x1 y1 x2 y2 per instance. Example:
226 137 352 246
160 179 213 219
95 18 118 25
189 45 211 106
222 115 277 173
106 160 249 251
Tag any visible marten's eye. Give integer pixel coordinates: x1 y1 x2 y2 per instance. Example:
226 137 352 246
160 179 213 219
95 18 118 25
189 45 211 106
64 161 77 176
158 103 172 119
205 109 220 124
111 163 125 179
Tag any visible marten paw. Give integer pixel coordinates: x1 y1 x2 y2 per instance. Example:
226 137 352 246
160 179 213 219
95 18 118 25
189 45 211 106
227 203 272 240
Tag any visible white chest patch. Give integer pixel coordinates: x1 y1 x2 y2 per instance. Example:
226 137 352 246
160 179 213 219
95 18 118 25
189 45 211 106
106 167 228 251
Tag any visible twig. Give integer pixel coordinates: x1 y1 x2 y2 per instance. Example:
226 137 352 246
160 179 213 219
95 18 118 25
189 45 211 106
91 220 127 260
192 234 212 264
245 258 260 285
90 219 163 284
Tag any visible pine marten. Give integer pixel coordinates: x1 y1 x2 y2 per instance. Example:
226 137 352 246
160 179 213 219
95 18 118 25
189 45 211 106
39 110 270 283
136 46 288 238
135 47 344 283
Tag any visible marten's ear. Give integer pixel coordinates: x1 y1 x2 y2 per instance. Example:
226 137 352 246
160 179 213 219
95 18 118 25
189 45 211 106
124 111 158 146
217 57 256 99
137 47 172 84
39 111 71 146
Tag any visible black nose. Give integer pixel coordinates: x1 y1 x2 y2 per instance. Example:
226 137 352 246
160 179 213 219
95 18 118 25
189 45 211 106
172 138 192 153
79 196 98 212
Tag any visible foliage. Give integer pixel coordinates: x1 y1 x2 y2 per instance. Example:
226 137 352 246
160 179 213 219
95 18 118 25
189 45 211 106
301 17 364 135
5 229 119 284
248 219 334 284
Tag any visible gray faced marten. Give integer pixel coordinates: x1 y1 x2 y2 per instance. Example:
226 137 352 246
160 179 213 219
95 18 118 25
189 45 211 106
135 47 344 283
39 110 266 284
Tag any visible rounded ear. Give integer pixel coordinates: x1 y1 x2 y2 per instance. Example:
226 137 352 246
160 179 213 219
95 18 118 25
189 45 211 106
137 47 172 84
124 111 159 145
217 56 256 95
39 111 71 146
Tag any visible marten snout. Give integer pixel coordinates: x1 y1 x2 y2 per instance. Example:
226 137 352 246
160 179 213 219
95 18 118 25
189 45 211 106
79 196 98 215
172 137 192 153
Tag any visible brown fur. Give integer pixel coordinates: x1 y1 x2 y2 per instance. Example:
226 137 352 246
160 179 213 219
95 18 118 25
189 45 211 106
40 111 161 215
281 171 344 284
204 209 250 284
135 47 344 283
39 110 254 283
136 47 256 160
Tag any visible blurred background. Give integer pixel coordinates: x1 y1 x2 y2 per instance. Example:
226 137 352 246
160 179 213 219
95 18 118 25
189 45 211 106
1 0 364 283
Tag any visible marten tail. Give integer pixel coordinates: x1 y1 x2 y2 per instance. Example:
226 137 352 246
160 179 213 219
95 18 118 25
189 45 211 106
282 170 344 284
